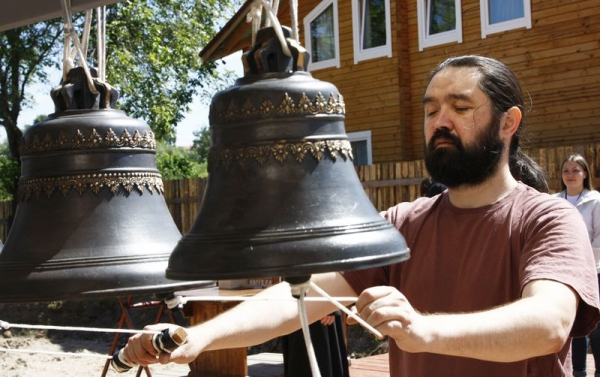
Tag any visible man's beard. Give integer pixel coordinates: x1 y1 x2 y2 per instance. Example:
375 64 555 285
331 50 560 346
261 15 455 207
424 118 505 189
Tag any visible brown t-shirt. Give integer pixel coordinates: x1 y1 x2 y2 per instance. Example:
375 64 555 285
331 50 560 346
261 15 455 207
342 183 600 377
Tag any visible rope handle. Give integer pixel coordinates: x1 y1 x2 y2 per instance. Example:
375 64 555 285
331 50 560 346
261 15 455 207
60 0 108 94
247 0 300 57
111 327 189 373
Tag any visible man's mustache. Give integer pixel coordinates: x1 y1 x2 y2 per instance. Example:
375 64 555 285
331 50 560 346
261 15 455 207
428 129 462 150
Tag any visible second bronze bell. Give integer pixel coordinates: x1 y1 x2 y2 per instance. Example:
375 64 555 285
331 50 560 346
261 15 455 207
0 67 213 302
167 27 410 281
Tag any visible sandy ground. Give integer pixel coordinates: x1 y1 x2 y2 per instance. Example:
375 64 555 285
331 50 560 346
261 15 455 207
0 298 195 377
0 332 189 377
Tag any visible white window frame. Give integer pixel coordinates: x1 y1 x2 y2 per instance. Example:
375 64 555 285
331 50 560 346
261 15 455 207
351 0 393 64
304 0 341 71
480 0 531 39
416 0 462 52
347 130 373 166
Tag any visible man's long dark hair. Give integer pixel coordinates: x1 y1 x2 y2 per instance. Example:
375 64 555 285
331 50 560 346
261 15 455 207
430 55 549 193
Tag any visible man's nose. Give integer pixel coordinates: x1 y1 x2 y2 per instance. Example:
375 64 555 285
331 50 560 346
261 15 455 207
433 109 453 130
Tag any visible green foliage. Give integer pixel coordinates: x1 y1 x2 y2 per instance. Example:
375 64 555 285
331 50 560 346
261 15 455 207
156 142 207 180
32 114 48 124
106 0 237 143
0 143 19 200
191 127 211 164
1 0 239 163
0 21 62 160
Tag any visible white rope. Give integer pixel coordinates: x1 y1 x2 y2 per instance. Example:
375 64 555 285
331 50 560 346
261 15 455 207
294 282 322 377
289 0 298 41
81 10 93 61
246 0 294 57
271 0 280 20
260 0 292 56
0 347 111 360
96 6 107 82
0 319 160 361
246 0 262 45
60 0 99 94
310 281 384 339
263 0 271 28
164 295 357 309
0 320 161 336
62 22 74 81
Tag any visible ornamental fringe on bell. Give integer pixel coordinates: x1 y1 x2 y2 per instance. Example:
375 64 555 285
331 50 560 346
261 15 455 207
166 27 410 281
0 67 213 302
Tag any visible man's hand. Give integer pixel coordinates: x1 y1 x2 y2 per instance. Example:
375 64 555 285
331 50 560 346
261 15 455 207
320 315 335 326
122 324 202 366
350 286 430 352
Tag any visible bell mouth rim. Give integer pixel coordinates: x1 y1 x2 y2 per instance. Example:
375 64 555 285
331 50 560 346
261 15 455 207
165 248 411 281
0 280 217 303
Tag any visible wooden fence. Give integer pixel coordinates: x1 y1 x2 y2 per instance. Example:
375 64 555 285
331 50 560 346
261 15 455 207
163 178 208 234
2 142 600 238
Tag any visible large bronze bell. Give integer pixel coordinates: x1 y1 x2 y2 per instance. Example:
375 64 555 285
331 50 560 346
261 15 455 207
167 27 410 280
0 67 213 302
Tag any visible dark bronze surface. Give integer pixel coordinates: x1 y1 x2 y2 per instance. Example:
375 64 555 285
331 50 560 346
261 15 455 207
167 27 410 280
0 67 214 302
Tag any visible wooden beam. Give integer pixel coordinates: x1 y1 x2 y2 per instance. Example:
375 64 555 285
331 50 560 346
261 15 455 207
0 0 123 31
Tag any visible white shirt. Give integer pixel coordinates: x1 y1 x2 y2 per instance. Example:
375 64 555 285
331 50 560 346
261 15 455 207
554 189 600 273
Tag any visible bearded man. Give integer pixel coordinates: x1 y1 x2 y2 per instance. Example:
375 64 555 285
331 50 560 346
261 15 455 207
122 56 600 377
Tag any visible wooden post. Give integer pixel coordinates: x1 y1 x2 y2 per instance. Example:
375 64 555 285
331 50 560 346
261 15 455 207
186 301 247 377
181 287 268 377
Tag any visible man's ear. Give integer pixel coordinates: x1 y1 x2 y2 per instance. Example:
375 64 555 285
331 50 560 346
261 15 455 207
501 106 522 137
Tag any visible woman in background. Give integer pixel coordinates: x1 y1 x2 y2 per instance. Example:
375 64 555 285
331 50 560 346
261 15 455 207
555 153 600 377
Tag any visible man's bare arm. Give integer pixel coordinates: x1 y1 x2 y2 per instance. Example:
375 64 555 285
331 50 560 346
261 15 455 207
122 271 357 366
355 279 578 362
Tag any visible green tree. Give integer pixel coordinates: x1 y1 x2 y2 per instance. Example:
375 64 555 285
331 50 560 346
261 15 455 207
191 126 211 164
0 142 19 201
156 142 207 180
106 0 237 143
0 21 62 161
32 114 48 124
0 0 237 186
0 20 60 202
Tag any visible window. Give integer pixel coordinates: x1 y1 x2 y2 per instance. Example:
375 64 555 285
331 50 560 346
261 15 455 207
304 0 340 71
347 131 373 166
416 0 462 51
352 0 392 64
480 0 531 39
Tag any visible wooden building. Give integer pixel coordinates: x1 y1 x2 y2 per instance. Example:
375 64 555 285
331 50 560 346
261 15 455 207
201 0 600 164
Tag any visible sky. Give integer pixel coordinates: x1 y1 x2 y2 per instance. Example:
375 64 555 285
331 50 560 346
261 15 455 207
1 51 244 148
